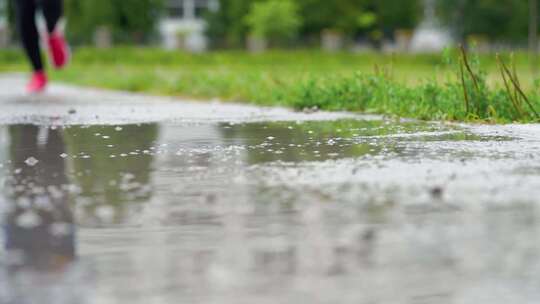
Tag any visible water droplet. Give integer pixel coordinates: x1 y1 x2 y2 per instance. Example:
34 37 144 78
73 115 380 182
16 211 42 229
16 197 31 208
95 206 115 222
50 222 72 237
24 157 39 167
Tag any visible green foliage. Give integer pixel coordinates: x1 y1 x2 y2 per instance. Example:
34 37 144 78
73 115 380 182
374 0 420 32
64 0 164 44
297 0 372 35
205 0 260 47
2 47 538 123
113 0 164 42
286 49 539 122
437 0 530 42
64 0 114 44
207 0 536 46
298 0 420 36
30 48 539 123
245 0 302 42
206 0 421 47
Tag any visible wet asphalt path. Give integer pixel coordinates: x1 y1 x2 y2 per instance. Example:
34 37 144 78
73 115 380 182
1 75 540 304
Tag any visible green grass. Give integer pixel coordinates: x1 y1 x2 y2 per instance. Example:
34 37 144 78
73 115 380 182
2 47 540 123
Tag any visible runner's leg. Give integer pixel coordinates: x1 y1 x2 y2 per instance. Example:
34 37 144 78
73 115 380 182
42 0 63 33
15 0 43 72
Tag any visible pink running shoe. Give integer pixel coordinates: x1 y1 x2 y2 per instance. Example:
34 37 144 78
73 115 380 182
27 71 48 93
47 32 70 69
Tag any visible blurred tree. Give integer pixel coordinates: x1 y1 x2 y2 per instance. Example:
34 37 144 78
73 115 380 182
530 0 538 73
64 0 114 44
64 0 164 44
6 0 538 47
245 0 302 45
438 0 530 43
297 0 372 35
206 0 420 48
206 0 263 48
298 0 419 36
375 0 420 34
113 0 164 43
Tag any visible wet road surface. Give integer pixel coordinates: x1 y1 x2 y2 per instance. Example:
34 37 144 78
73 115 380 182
1 76 540 304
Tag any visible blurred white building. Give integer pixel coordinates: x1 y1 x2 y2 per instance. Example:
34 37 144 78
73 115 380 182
159 0 219 52
410 0 452 53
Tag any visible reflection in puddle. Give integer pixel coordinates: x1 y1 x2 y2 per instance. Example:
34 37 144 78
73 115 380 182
1 125 83 304
5 125 75 271
64 124 158 226
0 119 535 304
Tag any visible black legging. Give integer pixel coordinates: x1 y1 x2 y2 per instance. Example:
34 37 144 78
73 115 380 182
14 0 63 72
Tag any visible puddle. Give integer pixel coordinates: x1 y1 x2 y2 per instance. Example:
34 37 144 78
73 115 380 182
1 118 539 304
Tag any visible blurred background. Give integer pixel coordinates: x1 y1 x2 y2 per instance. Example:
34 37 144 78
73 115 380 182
0 0 537 54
